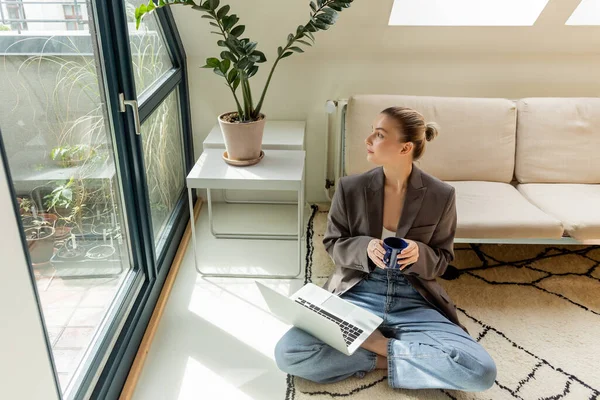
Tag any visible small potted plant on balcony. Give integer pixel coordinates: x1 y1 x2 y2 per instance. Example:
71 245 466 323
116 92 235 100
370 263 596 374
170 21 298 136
135 0 354 165
50 144 98 168
25 218 56 265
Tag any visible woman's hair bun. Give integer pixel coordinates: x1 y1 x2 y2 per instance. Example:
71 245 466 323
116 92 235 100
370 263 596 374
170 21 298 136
425 122 439 142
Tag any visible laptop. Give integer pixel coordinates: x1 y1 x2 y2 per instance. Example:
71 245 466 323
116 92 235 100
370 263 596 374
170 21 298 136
256 282 383 355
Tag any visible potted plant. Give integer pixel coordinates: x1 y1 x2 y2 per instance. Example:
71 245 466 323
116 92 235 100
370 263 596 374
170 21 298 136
25 218 56 265
50 144 97 168
135 0 354 164
32 178 94 238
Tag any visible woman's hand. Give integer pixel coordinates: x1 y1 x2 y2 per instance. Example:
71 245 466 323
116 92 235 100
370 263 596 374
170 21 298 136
397 239 419 269
367 238 387 270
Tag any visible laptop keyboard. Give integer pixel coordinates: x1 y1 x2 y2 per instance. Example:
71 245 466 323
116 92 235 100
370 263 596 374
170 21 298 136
295 297 364 347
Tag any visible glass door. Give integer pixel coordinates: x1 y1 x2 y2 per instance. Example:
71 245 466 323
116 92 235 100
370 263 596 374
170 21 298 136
0 0 145 397
0 0 193 398
122 0 188 258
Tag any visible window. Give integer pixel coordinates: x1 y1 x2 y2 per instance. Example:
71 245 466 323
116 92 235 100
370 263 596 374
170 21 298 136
566 0 600 25
0 0 193 398
388 0 551 26
4 1 28 31
63 5 85 31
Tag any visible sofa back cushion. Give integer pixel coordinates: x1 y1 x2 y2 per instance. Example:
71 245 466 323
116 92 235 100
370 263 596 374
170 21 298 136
516 97 600 184
344 95 517 182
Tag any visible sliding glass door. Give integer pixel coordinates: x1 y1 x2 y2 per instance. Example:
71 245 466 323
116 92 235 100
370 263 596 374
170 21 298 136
123 0 187 256
0 0 193 398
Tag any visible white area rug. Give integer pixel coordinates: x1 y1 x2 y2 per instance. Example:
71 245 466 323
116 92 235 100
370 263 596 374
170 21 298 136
286 204 600 400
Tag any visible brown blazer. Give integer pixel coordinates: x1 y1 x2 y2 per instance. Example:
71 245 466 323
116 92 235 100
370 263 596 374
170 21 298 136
321 164 469 335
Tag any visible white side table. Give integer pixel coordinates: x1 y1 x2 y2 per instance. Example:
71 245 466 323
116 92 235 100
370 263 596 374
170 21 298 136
203 120 306 205
186 149 306 278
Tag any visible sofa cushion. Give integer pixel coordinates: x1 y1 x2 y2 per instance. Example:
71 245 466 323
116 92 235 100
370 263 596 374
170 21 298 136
515 97 600 184
518 184 600 242
344 95 517 182
448 181 563 239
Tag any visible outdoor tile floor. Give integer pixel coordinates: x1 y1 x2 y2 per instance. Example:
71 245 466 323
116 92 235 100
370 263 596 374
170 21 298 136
33 267 127 391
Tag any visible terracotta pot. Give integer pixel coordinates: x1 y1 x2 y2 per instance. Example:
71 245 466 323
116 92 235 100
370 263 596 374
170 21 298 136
25 226 56 265
218 112 266 162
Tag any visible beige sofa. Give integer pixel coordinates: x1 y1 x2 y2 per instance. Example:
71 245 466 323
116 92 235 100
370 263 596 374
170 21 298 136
329 95 600 244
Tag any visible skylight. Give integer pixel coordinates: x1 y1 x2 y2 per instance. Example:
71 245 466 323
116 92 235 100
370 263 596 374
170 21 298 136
389 0 551 26
566 0 600 25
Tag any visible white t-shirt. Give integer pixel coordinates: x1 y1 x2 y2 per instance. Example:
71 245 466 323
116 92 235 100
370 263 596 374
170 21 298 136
381 227 396 239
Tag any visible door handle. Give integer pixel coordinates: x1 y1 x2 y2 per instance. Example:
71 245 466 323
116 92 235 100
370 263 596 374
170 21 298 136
118 93 141 136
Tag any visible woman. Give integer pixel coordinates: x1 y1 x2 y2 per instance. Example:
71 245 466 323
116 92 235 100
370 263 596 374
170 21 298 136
274 107 497 391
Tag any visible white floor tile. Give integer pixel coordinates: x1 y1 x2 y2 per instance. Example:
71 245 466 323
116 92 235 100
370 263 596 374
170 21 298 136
132 203 310 400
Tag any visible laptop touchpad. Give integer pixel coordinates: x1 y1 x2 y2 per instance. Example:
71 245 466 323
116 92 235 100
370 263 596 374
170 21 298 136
322 296 355 318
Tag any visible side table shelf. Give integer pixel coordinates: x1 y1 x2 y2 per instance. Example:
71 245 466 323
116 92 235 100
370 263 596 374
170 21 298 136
186 149 306 279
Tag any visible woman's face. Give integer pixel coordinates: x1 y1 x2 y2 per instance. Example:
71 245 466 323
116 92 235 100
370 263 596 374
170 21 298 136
365 113 412 165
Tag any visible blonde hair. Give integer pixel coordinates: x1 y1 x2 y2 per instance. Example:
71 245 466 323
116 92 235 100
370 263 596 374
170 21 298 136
381 107 439 160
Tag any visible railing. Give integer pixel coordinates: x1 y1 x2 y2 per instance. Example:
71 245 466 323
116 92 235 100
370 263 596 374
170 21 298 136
0 0 89 34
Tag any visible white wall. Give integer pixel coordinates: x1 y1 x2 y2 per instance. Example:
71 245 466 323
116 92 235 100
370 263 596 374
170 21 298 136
172 0 600 202
0 151 60 399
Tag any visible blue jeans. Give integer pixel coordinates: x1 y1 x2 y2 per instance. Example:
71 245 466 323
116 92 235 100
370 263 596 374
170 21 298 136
274 268 497 391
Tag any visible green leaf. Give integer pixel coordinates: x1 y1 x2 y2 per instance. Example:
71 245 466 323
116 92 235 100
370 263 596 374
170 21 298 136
313 20 329 30
317 0 324 7
305 22 317 32
205 57 220 68
222 15 236 30
227 68 238 83
296 25 304 35
220 59 230 74
134 4 147 29
328 2 343 11
213 67 225 77
221 51 237 61
233 77 240 91
287 33 294 43
323 7 337 16
226 36 241 52
247 65 259 78
217 40 228 47
209 0 219 11
209 21 219 27
159 0 166 6
251 50 267 62
289 46 304 53
230 25 245 37
193 1 210 10
296 39 312 46
201 14 215 19
237 58 250 69
281 51 293 58
246 41 257 53
217 5 230 18
316 13 337 25
277 46 283 56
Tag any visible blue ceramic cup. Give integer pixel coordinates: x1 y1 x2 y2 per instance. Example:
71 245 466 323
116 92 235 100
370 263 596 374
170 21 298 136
382 237 409 269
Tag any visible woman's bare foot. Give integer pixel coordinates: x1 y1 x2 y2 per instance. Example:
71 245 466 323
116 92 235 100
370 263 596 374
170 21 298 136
360 329 390 357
